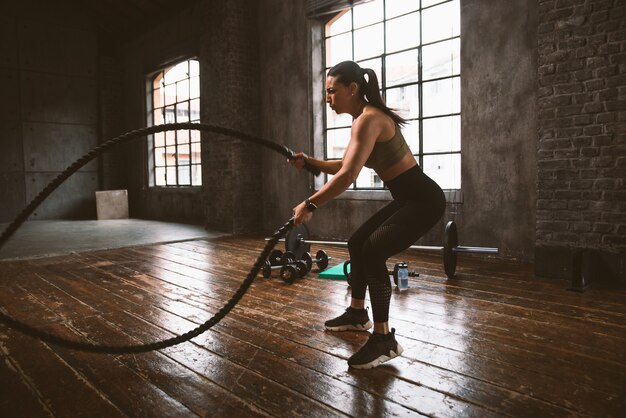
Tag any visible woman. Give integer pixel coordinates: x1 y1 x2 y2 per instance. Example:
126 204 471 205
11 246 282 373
289 60 445 369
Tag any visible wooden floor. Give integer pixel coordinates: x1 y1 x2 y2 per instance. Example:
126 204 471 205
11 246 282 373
0 235 625 418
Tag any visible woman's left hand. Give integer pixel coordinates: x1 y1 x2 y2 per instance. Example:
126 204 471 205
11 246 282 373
293 201 313 226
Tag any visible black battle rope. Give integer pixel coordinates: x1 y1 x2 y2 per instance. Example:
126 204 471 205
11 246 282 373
0 122 309 353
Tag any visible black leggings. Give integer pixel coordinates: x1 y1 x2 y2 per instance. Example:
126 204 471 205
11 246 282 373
348 165 445 322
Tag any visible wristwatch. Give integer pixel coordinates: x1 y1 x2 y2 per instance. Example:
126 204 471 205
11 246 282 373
304 198 318 212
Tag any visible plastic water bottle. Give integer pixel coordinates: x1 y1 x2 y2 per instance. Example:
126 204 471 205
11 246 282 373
397 262 409 291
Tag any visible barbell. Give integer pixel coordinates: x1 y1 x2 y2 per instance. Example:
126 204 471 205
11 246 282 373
278 221 498 279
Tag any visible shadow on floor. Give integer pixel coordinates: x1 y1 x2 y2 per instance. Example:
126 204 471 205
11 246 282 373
0 219 228 261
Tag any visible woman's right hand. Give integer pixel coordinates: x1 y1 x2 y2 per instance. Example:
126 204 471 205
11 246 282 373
288 152 308 170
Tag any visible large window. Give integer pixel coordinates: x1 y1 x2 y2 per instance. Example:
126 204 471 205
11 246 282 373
323 0 460 190
146 59 201 187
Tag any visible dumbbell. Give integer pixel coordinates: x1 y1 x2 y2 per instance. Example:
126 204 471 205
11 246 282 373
261 251 297 278
342 260 419 287
301 250 331 271
280 260 309 284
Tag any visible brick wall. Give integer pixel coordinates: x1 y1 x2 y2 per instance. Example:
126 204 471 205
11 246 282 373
536 0 625 280
200 0 262 234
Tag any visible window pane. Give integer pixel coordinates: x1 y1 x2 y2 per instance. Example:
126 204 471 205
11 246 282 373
400 120 420 154
177 144 190 163
177 102 190 123
165 105 176 123
191 142 201 164
147 59 200 187
190 76 200 99
326 33 352 67
354 23 384 61
165 146 176 165
164 62 188 85
190 98 200 121
386 0 419 19
326 104 352 129
154 108 164 125
191 164 202 186
190 128 200 143
164 83 176 106
422 38 460 80
422 0 460 44
155 167 166 186
177 165 190 186
166 130 176 146
327 127 351 158
357 57 382 86
423 115 460 153
190 60 199 76
422 76 460 117
385 12 420 53
155 132 165 147
177 129 190 145
423 153 460 189
155 147 166 166
386 84 419 119
386 49 419 87
327 9 351 36
153 87 163 108
353 0 383 28
177 79 190 102
356 167 382 188
166 167 176 185
153 73 163 90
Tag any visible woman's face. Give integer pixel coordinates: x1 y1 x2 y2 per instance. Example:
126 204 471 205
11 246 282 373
325 76 356 114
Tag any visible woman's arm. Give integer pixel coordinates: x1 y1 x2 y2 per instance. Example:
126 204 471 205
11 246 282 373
290 153 342 175
293 114 382 224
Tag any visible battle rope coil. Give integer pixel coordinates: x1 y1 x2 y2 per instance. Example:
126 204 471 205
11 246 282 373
0 122 307 353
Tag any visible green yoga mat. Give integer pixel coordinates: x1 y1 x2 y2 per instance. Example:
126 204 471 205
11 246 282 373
319 262 349 280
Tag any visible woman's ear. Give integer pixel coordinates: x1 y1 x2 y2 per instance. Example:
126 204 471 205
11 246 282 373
350 81 359 97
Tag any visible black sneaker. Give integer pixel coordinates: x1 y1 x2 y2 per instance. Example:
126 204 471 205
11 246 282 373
347 328 404 369
324 307 373 331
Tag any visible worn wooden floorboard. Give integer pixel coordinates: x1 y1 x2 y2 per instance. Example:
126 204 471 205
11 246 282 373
1 235 625 417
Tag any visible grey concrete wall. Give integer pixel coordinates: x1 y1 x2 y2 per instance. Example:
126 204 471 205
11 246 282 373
460 0 538 260
0 1 99 221
258 0 538 261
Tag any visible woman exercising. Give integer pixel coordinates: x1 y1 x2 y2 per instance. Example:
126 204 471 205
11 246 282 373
289 60 445 369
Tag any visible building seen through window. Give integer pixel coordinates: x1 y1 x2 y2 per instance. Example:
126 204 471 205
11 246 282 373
146 59 201 187
323 0 460 190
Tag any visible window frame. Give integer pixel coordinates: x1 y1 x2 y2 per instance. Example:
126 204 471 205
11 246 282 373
314 0 462 200
145 58 201 188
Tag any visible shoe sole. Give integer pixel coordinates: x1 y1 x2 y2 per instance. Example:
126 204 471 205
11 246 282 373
325 320 373 332
349 344 404 369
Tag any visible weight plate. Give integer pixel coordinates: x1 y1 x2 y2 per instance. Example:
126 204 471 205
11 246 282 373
281 251 296 265
268 249 283 266
315 249 329 270
443 221 458 279
301 252 313 271
281 265 297 284
295 260 309 277
285 223 311 260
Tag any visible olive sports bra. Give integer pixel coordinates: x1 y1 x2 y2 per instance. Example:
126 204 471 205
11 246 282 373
364 125 410 172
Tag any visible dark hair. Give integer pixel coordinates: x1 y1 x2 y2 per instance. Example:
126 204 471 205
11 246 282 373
327 60 406 125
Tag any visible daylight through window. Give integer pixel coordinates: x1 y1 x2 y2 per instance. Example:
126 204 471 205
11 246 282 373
146 59 201 187
323 0 460 190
